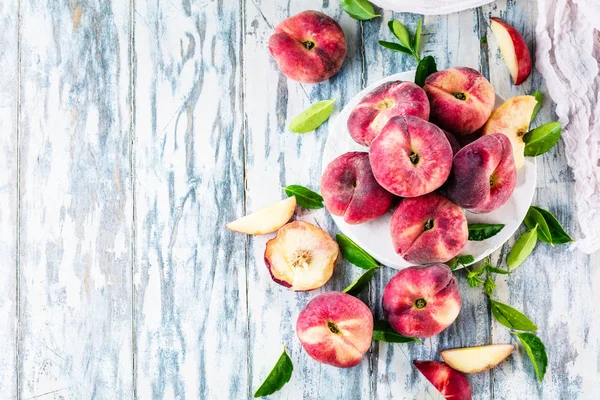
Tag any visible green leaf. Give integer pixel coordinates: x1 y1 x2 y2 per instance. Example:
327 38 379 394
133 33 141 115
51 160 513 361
484 275 496 296
336 234 381 270
467 274 484 288
340 0 381 20
378 40 413 56
388 20 412 49
413 18 423 57
513 332 548 382
487 266 511 275
283 185 323 209
524 207 552 245
289 99 336 134
414 56 437 87
468 223 505 241
531 206 574 244
372 320 422 344
343 268 376 296
523 122 562 157
507 226 538 270
254 347 294 397
448 254 474 271
531 90 543 121
490 299 538 331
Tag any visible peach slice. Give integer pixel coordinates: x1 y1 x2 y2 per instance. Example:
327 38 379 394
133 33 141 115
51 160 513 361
226 196 296 235
490 17 532 85
296 292 373 368
264 220 338 291
481 95 537 168
441 344 515 374
413 361 472 400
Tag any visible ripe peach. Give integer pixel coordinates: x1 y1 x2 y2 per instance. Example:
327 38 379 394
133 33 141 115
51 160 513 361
446 134 517 214
413 361 472 400
424 67 495 136
347 81 430 146
264 221 338 291
369 116 453 198
389 193 468 264
296 292 373 368
268 11 346 84
490 17 532 85
382 264 462 338
321 152 394 224
442 129 461 156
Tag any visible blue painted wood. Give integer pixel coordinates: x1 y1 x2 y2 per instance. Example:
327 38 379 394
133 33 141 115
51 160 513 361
0 1 18 398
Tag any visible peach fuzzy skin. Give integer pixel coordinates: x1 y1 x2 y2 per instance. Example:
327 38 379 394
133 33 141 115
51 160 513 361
490 17 532 85
347 81 430 146
424 67 495 136
264 221 338 291
382 264 462 337
369 116 453 198
446 134 517 214
268 11 346 84
413 361 472 400
390 192 468 264
296 292 373 368
321 152 395 224
442 129 461 156
482 95 537 169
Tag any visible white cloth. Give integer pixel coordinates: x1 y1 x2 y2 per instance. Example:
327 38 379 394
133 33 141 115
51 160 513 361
371 0 600 254
535 0 600 253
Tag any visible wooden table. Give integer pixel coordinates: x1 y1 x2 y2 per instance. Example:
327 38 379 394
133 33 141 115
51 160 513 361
1 1 599 399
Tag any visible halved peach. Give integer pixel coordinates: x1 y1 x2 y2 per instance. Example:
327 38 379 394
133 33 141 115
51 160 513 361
226 196 296 235
481 95 537 168
441 344 515 374
264 220 338 291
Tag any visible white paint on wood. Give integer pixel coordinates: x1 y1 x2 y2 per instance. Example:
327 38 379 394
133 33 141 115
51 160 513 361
18 1 133 397
0 1 18 397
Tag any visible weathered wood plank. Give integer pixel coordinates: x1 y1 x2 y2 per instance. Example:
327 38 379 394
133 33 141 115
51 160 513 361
362 8 492 399
0 1 18 397
243 2 371 398
18 1 133 398
132 0 248 398
481 1 600 398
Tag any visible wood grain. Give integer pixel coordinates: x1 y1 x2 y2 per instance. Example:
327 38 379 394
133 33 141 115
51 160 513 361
243 2 373 398
481 1 600 398
132 0 248 398
18 1 133 398
0 1 18 397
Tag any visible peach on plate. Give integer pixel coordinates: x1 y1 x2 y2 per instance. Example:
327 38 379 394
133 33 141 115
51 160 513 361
268 11 346 84
441 344 515 374
490 17 532 85
446 133 517 214
347 81 429 146
369 116 453 198
389 192 468 264
264 220 338 291
321 151 395 224
481 95 537 168
382 264 462 338
424 67 495 136
413 361 472 400
296 292 373 368
226 196 296 235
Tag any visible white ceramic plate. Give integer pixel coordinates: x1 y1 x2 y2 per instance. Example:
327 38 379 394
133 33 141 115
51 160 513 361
323 70 536 269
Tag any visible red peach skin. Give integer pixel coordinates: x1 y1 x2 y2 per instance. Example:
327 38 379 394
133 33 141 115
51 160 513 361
369 116 453 198
383 264 462 337
413 361 473 400
268 11 346 83
490 17 532 85
390 192 468 264
347 81 430 146
296 292 373 368
424 67 495 136
443 129 461 156
446 133 517 214
321 152 395 224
